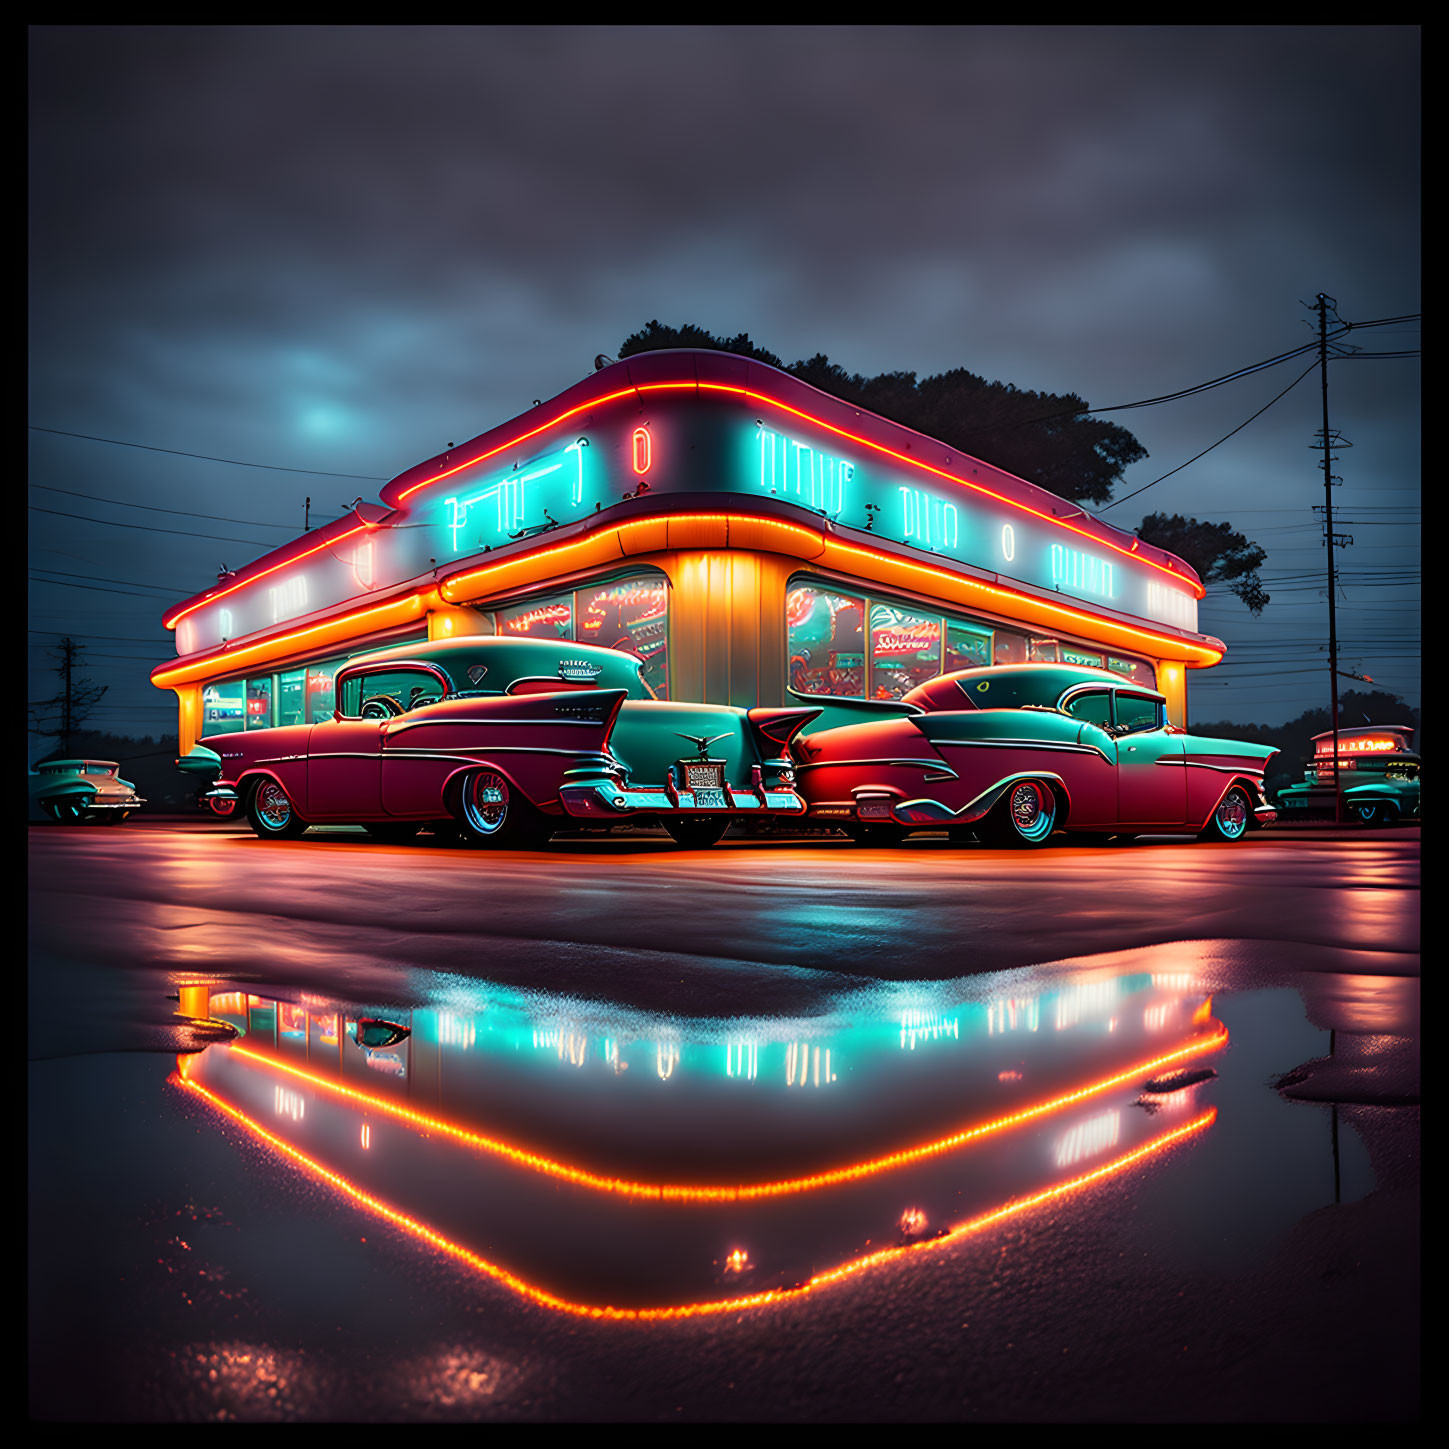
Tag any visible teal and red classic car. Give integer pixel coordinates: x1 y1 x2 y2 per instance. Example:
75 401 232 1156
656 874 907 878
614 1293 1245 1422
28 758 145 824
1276 725 1420 825
176 636 814 847
793 663 1278 845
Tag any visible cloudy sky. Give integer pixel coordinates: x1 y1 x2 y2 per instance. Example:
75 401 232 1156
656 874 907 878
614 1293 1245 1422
28 25 1420 745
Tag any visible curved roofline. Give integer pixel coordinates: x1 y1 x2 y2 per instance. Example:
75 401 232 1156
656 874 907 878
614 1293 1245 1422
161 349 1205 628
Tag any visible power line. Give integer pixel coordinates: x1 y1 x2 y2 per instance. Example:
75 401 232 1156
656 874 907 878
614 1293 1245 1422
29 425 387 480
28 502 283 547
1100 362 1319 512
29 482 300 532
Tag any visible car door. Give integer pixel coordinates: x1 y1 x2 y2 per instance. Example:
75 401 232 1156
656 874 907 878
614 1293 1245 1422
1113 691 1186 826
304 665 411 818
1060 688 1118 826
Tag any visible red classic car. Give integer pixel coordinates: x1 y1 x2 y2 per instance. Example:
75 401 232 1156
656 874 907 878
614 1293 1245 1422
177 636 815 848
793 663 1278 845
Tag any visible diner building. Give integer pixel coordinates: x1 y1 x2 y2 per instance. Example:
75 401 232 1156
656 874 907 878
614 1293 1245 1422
152 350 1225 748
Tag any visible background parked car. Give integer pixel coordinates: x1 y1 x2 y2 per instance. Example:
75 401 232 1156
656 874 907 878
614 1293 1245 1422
1275 725 1420 825
29 758 145 823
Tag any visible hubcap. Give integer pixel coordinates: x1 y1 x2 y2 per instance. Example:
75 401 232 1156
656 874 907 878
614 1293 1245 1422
1009 783 1054 841
464 772 509 834
256 782 292 829
1215 792 1248 837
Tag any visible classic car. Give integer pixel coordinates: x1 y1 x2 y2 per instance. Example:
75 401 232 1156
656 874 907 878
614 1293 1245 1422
1276 725 1420 825
176 635 815 847
28 758 145 824
792 663 1278 845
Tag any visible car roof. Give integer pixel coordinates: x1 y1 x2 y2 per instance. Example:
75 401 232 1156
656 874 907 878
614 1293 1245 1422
344 634 650 694
902 663 1164 712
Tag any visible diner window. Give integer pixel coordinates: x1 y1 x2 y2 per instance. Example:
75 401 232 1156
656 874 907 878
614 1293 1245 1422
276 669 305 727
992 629 1028 665
202 680 246 732
577 576 669 698
499 597 573 639
1028 637 1060 662
869 603 942 700
944 620 992 673
306 659 345 722
787 584 865 697
245 676 272 730
1060 645 1106 669
1107 655 1157 690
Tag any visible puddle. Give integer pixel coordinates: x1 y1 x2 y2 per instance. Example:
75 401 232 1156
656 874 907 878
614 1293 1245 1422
172 966 1253 1316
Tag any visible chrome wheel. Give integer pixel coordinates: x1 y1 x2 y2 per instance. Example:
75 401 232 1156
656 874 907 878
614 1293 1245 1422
1004 781 1056 844
1200 786 1251 842
246 778 309 839
462 770 510 835
256 781 293 830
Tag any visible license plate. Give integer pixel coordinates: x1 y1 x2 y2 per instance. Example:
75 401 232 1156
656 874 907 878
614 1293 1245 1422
681 761 727 810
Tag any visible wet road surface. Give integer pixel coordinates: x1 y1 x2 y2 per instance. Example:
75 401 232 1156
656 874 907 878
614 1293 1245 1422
29 822 1419 1421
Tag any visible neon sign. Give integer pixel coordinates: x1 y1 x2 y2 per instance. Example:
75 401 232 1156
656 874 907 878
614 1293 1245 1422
631 427 651 476
899 486 959 550
1315 735 1401 756
757 424 853 514
1050 545 1114 601
444 440 587 553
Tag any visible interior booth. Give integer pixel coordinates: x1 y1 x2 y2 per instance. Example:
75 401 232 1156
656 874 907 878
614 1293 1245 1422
152 349 1225 751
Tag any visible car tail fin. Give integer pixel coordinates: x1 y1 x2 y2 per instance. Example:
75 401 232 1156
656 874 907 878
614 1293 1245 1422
746 705 822 756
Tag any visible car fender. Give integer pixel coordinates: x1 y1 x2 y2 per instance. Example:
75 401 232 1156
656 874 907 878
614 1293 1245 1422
235 767 294 808
890 771 1072 827
1195 774 1272 832
438 758 538 817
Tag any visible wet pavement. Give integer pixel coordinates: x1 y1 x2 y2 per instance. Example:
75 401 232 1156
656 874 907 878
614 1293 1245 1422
28 822 1419 1421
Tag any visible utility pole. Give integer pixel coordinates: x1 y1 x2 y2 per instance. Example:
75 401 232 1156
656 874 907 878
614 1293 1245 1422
1313 293 1348 824
29 636 108 756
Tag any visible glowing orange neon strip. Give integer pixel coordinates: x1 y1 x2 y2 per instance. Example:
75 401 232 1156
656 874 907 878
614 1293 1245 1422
220 1024 1226 1201
163 522 373 629
438 513 1222 665
394 378 1202 594
151 593 425 689
172 1067 1214 1320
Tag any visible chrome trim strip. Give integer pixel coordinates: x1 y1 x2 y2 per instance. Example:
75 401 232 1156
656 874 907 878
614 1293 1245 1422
386 717 612 734
795 757 956 775
928 736 1114 763
1153 759 1266 775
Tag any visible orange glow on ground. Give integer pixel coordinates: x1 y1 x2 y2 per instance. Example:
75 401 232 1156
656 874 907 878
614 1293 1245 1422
170 1067 1215 1320
216 1025 1226 1202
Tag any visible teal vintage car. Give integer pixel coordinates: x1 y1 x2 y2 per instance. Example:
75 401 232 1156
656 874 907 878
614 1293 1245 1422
1276 725 1420 826
29 758 145 823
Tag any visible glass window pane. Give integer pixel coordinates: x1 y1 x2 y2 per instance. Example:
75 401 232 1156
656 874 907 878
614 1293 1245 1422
868 604 942 699
577 575 669 698
339 668 441 718
1060 645 1105 668
1107 655 1157 690
1028 637 1059 663
244 676 272 730
306 659 345 723
276 669 305 727
1064 691 1113 730
498 596 574 639
992 629 1028 665
1116 693 1164 734
944 620 992 673
787 585 865 697
202 680 246 732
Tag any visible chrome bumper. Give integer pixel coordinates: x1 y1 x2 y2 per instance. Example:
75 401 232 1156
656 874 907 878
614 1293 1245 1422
559 781 808 820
